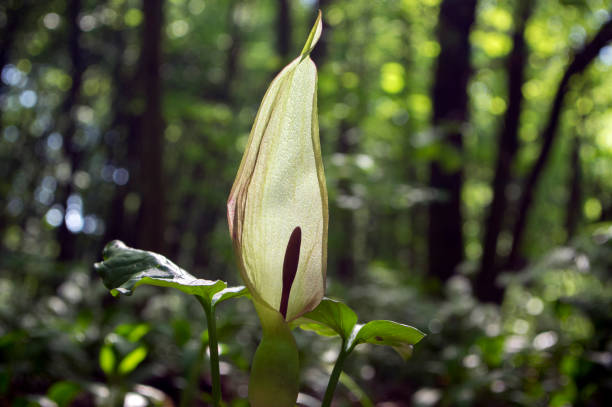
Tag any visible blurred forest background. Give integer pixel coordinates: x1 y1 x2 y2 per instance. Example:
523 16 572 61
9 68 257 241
1 0 612 406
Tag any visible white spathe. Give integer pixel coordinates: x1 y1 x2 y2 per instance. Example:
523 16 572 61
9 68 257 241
227 13 327 322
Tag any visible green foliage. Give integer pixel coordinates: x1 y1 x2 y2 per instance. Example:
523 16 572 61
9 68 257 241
354 320 424 359
98 344 115 377
46 381 81 407
297 297 358 339
117 346 147 375
2 0 612 405
299 297 424 361
95 240 227 300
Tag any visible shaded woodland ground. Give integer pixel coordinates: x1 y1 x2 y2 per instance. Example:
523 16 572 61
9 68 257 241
1 0 612 406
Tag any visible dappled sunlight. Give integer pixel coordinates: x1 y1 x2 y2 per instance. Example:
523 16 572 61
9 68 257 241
1 0 612 405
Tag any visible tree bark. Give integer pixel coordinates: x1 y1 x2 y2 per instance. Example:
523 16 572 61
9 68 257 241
0 2 27 88
223 0 241 101
0 1 30 243
101 0 141 251
56 0 86 261
475 0 533 303
427 0 477 282
310 0 331 66
277 0 291 62
565 134 581 241
136 0 166 254
507 18 612 268
335 123 356 281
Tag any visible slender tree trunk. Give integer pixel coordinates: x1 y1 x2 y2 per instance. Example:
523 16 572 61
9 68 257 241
277 0 291 62
475 0 533 303
224 0 241 99
56 0 85 261
506 18 612 268
335 122 356 280
0 1 28 102
427 0 477 282
565 134 581 241
0 1 30 243
101 0 140 250
136 0 166 254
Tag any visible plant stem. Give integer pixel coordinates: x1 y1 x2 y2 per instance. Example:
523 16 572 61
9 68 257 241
197 297 222 407
321 344 350 407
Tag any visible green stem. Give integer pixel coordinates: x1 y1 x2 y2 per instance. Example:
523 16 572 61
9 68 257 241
197 297 222 407
321 343 350 407
249 301 300 407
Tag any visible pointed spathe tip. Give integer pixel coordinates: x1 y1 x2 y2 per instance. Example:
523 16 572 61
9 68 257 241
300 10 323 61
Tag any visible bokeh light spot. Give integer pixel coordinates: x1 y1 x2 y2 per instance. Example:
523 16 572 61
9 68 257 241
43 13 61 30
380 62 405 94
19 90 37 108
45 207 64 227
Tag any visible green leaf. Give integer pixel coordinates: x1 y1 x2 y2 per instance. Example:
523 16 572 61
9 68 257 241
99 344 115 376
46 381 81 407
115 323 150 342
118 345 148 375
298 322 339 337
94 240 226 302
211 285 249 307
297 299 425 359
298 298 358 340
349 320 426 360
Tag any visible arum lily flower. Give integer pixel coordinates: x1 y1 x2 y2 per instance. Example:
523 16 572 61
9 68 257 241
227 11 326 407
227 11 327 323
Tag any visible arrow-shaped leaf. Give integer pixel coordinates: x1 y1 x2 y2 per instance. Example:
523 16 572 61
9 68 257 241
298 298 425 360
212 286 249 306
94 240 226 302
298 297 358 340
349 320 425 360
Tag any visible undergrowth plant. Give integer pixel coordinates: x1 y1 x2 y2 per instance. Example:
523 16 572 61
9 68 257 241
94 12 424 407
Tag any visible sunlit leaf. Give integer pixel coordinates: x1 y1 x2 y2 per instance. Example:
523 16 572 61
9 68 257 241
298 299 425 359
212 285 249 306
298 297 358 340
298 322 340 337
118 345 148 375
99 344 115 376
115 323 150 343
349 320 426 360
94 240 226 301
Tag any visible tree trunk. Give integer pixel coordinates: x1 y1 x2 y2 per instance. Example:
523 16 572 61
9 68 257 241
506 18 612 268
335 121 356 281
565 134 581 241
0 1 30 244
56 0 85 261
136 0 166 254
217 0 241 101
101 0 140 251
427 0 477 282
475 0 533 303
277 0 291 62
310 0 331 66
0 1 28 99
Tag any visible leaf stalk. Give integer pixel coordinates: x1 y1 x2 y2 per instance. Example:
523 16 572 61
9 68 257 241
321 342 350 407
197 297 222 407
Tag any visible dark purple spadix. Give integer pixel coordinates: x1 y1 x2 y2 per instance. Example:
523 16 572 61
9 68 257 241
279 227 301 320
